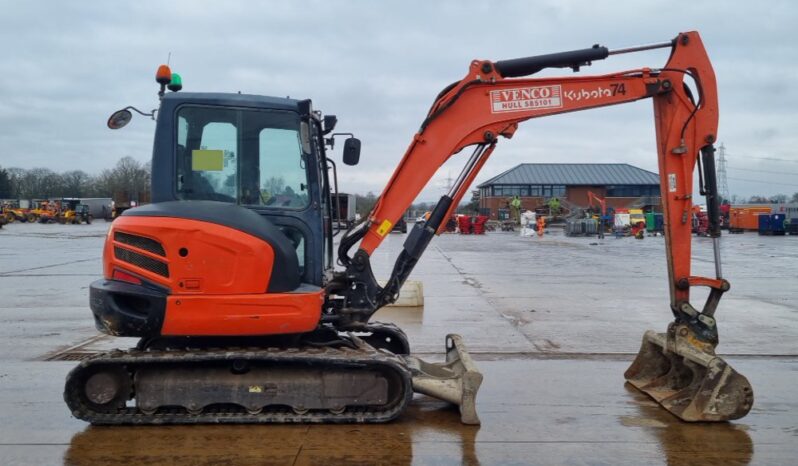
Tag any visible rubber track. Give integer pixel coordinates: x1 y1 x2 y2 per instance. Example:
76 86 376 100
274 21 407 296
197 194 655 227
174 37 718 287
64 344 413 425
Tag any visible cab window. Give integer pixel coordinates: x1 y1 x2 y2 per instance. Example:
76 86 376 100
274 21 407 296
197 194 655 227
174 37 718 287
175 106 309 209
258 128 307 208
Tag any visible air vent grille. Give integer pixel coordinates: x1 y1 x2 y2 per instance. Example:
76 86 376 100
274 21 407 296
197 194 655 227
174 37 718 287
114 246 170 278
114 231 166 256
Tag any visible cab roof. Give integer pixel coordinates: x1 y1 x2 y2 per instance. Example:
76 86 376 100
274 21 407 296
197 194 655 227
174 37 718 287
161 92 302 111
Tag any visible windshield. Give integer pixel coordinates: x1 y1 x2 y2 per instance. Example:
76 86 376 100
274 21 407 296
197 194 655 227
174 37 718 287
176 106 309 209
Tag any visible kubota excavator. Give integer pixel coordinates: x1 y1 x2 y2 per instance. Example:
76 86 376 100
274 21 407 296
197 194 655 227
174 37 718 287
65 30 752 425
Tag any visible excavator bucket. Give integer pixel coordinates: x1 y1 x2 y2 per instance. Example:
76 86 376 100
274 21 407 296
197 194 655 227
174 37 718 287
625 324 753 422
404 334 483 424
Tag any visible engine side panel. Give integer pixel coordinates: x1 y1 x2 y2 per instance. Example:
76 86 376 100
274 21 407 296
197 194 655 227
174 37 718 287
106 216 275 294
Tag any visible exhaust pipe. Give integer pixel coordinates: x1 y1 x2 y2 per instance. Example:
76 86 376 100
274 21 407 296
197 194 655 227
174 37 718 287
625 323 753 421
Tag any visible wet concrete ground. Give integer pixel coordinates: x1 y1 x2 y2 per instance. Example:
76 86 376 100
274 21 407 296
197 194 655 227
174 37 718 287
1 222 797 465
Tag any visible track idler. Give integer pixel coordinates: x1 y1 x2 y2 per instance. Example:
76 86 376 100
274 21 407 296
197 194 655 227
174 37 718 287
625 322 753 422
405 334 483 425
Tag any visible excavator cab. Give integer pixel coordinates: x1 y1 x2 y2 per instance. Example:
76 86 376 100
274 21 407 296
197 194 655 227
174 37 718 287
156 94 333 287
91 93 335 337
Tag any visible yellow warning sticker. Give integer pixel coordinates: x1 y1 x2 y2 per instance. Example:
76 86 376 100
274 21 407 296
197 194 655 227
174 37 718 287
248 385 263 393
376 219 393 236
192 149 224 171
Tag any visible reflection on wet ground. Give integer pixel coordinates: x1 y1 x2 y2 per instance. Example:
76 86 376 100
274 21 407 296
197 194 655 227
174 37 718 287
621 384 754 466
64 403 475 465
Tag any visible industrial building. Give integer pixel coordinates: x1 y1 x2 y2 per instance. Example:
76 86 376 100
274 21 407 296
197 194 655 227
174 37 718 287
477 163 661 219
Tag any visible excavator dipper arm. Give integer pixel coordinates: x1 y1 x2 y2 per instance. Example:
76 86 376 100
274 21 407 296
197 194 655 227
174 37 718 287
335 31 753 422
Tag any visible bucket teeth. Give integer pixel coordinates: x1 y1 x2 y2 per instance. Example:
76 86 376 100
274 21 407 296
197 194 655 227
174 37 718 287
404 334 483 424
625 324 753 421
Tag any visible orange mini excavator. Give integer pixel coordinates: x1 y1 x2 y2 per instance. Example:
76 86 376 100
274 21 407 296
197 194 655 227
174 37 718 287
66 31 752 425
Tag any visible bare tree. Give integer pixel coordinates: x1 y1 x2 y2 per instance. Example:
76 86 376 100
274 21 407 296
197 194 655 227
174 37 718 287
0 167 12 198
355 192 378 217
61 170 92 197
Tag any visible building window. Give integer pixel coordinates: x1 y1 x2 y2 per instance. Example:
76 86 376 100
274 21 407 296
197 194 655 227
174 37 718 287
492 185 530 197
606 185 660 197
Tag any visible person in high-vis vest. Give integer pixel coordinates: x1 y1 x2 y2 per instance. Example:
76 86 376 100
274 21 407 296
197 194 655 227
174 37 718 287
510 196 521 224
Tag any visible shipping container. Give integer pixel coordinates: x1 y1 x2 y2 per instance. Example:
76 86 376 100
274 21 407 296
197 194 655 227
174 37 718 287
771 213 786 235
769 204 798 222
729 206 771 233
757 214 770 235
645 213 664 233
758 213 786 236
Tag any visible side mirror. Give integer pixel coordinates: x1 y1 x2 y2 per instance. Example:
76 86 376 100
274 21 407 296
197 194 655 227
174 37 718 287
342 138 361 166
107 109 133 129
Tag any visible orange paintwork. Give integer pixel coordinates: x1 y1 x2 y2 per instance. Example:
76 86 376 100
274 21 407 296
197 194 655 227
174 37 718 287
686 276 726 290
105 216 274 295
105 215 325 336
161 290 324 336
359 31 718 313
730 207 771 231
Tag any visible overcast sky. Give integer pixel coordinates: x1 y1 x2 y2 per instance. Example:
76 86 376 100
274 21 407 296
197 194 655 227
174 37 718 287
1 1 796 201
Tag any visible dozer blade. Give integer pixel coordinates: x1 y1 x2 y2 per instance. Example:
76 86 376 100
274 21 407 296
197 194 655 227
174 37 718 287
403 334 483 425
625 324 753 422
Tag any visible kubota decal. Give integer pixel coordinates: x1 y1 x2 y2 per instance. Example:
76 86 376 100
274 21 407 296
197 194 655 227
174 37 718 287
490 85 562 113
564 83 627 102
